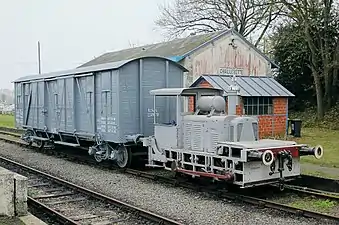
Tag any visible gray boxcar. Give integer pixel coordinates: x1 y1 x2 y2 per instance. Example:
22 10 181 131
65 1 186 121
14 56 187 167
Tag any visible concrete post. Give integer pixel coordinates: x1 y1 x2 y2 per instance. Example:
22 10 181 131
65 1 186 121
0 167 28 217
0 170 15 217
14 174 28 216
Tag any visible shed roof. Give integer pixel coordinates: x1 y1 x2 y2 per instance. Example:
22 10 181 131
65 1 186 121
191 75 295 97
78 29 279 69
14 56 188 83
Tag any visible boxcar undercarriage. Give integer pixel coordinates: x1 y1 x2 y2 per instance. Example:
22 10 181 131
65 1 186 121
21 125 146 168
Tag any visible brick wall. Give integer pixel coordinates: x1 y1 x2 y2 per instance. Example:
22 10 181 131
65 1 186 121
189 79 288 138
255 98 287 138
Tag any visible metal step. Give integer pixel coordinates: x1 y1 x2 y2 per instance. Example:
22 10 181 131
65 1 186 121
54 141 80 147
32 136 49 141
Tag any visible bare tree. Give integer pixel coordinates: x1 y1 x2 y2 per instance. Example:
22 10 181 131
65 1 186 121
155 0 283 47
280 0 339 119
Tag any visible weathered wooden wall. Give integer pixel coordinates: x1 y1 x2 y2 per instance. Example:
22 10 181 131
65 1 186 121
181 33 273 87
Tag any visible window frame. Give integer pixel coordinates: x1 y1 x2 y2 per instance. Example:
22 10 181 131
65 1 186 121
242 96 273 115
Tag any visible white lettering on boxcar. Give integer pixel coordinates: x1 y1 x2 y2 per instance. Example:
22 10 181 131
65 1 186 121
147 108 159 117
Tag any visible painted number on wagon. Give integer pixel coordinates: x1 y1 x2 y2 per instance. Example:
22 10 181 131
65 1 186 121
147 108 159 117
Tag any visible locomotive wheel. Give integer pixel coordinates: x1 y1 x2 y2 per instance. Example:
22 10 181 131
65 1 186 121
116 145 132 168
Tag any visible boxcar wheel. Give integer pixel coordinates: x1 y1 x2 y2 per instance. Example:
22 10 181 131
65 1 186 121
35 133 45 149
116 145 132 168
23 130 34 146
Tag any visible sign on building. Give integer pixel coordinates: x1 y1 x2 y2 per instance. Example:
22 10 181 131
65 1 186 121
219 68 243 76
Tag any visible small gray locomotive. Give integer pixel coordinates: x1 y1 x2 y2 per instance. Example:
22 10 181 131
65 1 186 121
140 78 323 189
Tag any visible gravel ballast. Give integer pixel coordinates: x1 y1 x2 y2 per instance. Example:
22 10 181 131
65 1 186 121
0 141 336 225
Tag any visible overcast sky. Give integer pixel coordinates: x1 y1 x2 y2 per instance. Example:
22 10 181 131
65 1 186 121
0 0 171 89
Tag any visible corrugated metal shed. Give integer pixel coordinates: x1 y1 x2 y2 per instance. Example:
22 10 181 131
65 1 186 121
191 75 295 97
78 29 279 69
14 56 188 83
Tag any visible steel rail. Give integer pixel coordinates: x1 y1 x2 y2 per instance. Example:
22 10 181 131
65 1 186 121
27 197 79 225
0 132 338 223
0 156 183 225
220 192 339 222
277 184 339 199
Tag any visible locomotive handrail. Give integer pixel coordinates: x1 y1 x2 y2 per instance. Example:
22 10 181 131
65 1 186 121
149 87 223 96
217 141 307 150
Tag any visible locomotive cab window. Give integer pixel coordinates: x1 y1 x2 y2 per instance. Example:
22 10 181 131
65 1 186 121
152 95 179 126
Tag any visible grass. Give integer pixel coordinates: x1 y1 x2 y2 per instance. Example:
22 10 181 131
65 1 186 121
302 170 339 180
289 197 337 213
288 128 339 168
0 114 14 128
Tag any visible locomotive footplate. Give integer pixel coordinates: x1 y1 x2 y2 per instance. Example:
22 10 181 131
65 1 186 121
269 150 293 191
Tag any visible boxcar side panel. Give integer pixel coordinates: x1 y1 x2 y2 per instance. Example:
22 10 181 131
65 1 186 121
95 70 114 140
14 83 23 128
57 79 65 131
110 70 119 141
55 78 75 132
168 60 184 116
141 59 168 137
23 83 32 127
65 78 74 132
46 80 58 133
118 62 139 142
75 75 95 134
27 82 36 128
95 74 101 136
37 81 45 129
43 81 49 130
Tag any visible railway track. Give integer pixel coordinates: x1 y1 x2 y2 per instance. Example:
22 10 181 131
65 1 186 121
0 156 183 225
0 128 338 223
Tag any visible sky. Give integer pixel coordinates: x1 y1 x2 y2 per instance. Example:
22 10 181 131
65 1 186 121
0 0 172 90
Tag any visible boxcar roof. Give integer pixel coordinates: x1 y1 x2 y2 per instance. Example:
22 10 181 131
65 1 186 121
14 56 189 83
150 87 224 96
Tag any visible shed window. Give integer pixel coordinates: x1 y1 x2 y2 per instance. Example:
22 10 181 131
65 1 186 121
243 97 273 115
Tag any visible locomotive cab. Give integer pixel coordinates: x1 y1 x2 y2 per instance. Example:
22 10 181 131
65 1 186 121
147 87 225 152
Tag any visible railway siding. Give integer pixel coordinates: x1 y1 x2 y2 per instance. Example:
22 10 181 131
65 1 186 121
0 139 336 225
0 156 181 225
